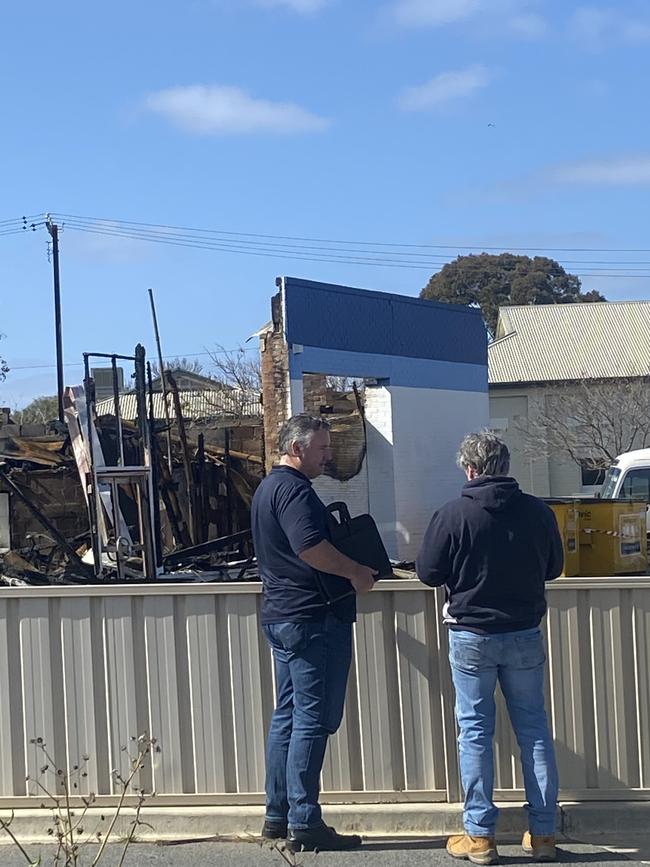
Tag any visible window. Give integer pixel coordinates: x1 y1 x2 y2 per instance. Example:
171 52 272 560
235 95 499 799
620 468 650 501
579 461 606 487
600 466 620 498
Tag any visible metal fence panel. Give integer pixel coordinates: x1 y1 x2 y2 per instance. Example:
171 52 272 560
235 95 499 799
0 579 648 805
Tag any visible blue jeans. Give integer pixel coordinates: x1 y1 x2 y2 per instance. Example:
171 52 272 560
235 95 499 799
449 627 559 837
262 615 352 829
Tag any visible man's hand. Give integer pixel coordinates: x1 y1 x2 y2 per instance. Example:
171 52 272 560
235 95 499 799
349 563 377 594
299 540 378 592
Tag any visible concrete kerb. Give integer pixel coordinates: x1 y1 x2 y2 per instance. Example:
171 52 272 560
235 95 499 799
559 801 650 835
0 802 648 845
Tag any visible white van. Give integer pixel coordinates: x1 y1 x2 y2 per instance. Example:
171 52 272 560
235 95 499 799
600 449 650 532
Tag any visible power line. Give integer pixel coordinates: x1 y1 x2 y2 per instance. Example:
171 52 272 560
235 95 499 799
54 214 650 274
48 219 650 276
56 216 650 266
9 347 258 372
3 211 650 276
3 210 650 256
56 222 441 270
60 217 471 260
0 222 46 237
49 211 650 254
0 215 41 227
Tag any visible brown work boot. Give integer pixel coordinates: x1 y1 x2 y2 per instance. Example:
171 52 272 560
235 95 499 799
447 833 499 865
522 831 557 862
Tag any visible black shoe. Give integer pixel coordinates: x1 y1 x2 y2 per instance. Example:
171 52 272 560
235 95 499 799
261 819 288 840
287 823 362 853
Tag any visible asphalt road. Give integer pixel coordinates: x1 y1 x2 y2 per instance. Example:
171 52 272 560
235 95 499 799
1 835 648 867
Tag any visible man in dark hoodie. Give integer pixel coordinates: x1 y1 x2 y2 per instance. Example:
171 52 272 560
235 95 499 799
416 432 563 866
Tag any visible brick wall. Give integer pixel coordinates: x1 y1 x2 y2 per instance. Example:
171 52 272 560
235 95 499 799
260 329 290 472
302 374 328 415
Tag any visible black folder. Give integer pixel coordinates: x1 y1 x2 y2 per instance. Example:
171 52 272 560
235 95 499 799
326 502 393 579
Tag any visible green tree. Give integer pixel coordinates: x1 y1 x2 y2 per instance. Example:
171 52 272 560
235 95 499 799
16 394 59 424
421 253 606 336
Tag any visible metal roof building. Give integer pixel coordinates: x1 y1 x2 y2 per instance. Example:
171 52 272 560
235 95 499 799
95 390 262 421
489 301 650 385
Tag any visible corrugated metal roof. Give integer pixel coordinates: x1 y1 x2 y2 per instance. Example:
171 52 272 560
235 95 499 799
489 301 650 384
95 390 262 420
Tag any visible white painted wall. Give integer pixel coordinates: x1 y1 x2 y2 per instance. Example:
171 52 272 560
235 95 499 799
312 384 488 563
389 386 489 561
365 385 399 558
312 458 370 519
290 366 488 562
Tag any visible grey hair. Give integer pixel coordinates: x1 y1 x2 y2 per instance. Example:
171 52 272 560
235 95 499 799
278 414 330 455
457 430 510 477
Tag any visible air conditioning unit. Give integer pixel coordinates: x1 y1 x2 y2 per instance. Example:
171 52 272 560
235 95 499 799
91 367 125 402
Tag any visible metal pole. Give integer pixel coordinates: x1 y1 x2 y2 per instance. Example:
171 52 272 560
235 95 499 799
83 354 103 579
134 344 157 579
224 427 233 536
46 218 65 423
111 356 125 466
147 361 164 572
147 288 173 469
167 369 196 544
134 344 148 466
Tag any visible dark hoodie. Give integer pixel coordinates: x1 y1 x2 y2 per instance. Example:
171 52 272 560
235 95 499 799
416 476 563 633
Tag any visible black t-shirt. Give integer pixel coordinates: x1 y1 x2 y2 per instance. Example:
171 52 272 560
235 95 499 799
251 465 356 624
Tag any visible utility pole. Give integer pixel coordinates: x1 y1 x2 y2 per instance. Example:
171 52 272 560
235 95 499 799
46 216 65 423
148 288 174 469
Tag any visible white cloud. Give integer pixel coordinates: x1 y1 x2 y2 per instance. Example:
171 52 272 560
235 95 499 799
547 155 650 186
389 0 546 37
144 85 330 135
399 65 492 111
570 6 650 47
253 0 331 12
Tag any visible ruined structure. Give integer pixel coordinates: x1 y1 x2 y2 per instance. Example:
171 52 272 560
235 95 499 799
260 277 488 560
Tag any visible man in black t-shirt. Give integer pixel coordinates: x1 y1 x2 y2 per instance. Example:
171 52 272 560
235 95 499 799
252 414 375 853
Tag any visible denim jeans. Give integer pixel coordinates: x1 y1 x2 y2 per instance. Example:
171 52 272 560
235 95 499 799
449 627 559 837
262 614 352 830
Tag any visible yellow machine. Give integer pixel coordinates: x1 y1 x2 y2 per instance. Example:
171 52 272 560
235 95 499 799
577 499 647 576
544 500 580 577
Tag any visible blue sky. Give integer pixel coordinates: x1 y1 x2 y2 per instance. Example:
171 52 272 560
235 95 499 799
2 0 650 408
